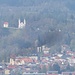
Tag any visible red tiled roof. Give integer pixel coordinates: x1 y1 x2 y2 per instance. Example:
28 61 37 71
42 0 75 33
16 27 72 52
4 22 8 24
16 58 33 63
7 65 16 69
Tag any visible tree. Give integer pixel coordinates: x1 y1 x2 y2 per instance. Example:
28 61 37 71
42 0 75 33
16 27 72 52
53 63 61 73
41 65 47 73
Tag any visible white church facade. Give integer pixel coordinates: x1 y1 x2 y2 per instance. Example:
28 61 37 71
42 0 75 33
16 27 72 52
18 19 26 29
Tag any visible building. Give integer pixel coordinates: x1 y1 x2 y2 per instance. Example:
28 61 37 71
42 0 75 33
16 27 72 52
15 57 33 65
10 58 15 65
62 72 75 75
3 22 8 28
37 46 50 55
46 71 58 75
23 73 45 75
5 69 10 75
18 19 26 28
10 56 35 65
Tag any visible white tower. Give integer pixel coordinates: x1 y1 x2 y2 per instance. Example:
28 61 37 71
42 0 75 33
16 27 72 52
18 19 26 29
18 19 20 28
24 19 26 25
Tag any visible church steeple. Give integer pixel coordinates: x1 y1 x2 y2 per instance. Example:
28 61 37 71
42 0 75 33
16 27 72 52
18 19 26 28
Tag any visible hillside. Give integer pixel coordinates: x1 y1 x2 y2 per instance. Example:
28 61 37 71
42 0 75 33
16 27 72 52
0 0 75 61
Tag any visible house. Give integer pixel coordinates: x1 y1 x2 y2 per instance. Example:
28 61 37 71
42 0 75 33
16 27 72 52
68 57 75 65
42 46 50 54
10 56 34 65
15 57 33 65
62 72 75 75
3 22 8 28
46 71 58 75
23 73 45 75
4 69 10 75
37 46 50 55
29 56 38 63
10 58 15 65
7 65 16 70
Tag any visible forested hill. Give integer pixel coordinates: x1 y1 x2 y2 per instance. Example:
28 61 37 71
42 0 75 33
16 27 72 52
0 0 65 6
0 0 45 6
0 0 75 9
0 0 75 61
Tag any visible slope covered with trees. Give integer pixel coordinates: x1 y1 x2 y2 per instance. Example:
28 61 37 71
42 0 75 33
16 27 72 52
0 0 75 61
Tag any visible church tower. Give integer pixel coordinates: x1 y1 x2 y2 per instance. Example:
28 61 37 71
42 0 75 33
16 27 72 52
24 19 26 25
18 19 26 29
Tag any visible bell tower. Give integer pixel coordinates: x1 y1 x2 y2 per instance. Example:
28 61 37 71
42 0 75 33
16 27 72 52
18 19 26 28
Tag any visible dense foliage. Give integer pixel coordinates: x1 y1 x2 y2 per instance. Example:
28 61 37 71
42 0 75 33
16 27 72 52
0 0 75 61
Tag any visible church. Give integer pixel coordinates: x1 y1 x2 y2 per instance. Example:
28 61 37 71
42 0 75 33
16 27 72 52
3 19 26 29
18 19 26 29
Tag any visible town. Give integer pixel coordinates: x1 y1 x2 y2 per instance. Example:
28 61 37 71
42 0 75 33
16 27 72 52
0 19 75 75
0 45 75 75
0 0 75 75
